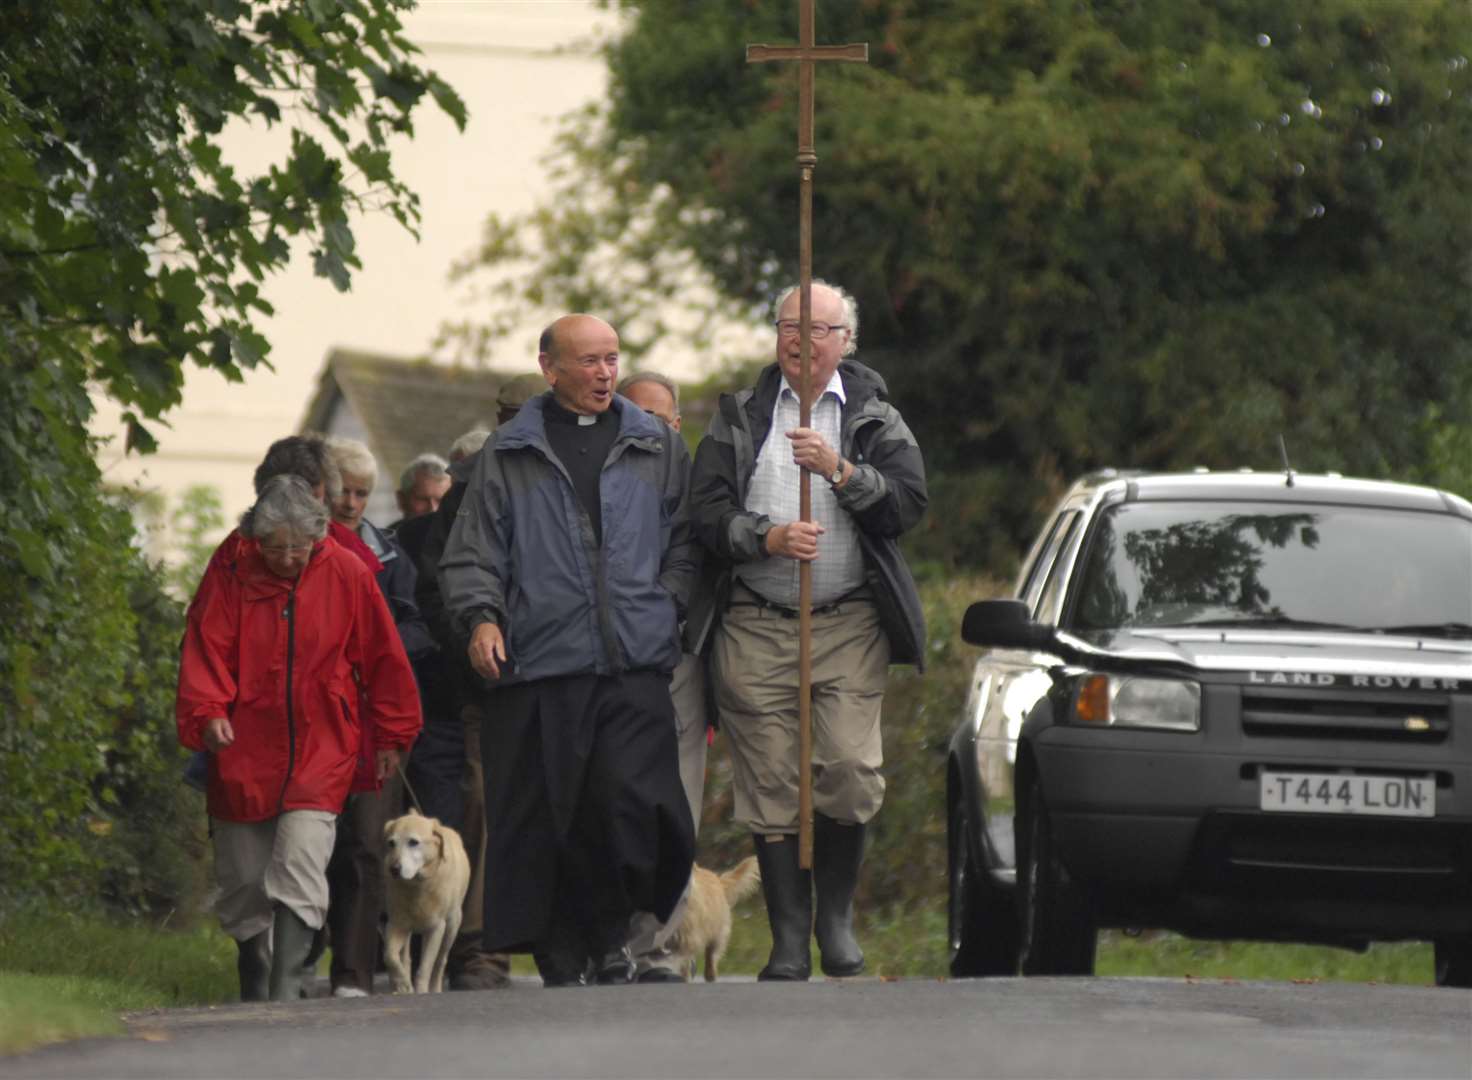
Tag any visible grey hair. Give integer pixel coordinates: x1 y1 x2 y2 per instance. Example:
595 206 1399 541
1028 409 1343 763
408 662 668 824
771 279 859 357
617 371 680 414
398 452 450 492
241 474 330 542
324 436 378 490
448 430 490 463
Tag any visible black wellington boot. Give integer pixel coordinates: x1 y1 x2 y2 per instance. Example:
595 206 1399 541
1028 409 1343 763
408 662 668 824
268 904 317 1002
813 814 866 977
236 930 271 1002
753 834 812 981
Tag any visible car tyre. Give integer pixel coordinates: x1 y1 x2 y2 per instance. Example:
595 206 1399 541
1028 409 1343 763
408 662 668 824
1018 779 1096 976
948 795 1018 977
1433 938 1472 988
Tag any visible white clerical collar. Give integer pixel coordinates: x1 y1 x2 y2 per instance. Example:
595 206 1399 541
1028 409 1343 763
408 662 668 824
577 414 597 426
780 368 846 404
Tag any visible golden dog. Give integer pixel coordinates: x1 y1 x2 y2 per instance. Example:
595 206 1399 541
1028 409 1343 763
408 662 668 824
668 856 761 982
382 810 470 994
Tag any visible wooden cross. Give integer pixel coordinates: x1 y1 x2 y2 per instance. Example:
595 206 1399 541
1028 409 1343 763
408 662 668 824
747 1 867 870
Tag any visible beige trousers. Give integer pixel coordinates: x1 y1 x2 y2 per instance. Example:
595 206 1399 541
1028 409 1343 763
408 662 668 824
212 811 337 942
713 595 889 832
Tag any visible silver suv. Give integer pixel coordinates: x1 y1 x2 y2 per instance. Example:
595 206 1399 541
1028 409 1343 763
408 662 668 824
946 470 1472 985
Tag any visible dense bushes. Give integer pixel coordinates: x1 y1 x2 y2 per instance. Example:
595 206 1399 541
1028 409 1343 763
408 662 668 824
0 357 204 918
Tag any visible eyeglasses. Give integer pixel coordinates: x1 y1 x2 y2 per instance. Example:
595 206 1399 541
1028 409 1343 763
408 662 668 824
774 320 846 340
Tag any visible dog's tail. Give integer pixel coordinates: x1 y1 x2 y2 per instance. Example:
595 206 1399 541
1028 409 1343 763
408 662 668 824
720 855 762 907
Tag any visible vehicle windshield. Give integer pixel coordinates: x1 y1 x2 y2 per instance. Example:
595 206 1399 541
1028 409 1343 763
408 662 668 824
1070 501 1472 636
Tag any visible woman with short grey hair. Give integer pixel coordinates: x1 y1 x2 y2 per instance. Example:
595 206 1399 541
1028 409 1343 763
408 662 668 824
177 473 422 1004
241 474 329 547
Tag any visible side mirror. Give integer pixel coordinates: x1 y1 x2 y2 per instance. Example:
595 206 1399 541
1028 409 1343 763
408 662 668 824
961 599 1054 650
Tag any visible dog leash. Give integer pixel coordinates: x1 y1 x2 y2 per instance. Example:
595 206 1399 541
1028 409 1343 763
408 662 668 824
396 761 426 816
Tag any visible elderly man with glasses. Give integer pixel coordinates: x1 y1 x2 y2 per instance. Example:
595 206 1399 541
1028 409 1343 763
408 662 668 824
688 279 928 981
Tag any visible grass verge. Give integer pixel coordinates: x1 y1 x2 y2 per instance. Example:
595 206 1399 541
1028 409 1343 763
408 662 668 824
717 901 1435 984
0 910 237 1056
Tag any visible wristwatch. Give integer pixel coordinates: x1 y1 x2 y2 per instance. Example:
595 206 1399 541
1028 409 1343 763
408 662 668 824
828 458 845 486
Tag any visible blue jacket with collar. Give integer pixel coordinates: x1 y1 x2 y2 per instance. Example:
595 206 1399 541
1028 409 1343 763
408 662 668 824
439 393 694 684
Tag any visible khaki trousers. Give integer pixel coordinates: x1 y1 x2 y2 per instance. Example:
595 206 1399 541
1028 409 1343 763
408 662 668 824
713 595 889 832
212 811 337 942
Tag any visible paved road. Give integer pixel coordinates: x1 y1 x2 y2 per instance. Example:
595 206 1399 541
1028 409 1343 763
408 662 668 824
4 977 1469 1079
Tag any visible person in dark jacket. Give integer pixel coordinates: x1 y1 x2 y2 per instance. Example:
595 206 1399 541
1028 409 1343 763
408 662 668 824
322 436 435 997
689 280 927 981
401 426 512 991
177 475 422 1003
440 314 697 987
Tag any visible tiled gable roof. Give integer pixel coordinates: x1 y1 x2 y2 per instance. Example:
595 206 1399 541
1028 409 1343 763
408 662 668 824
299 349 505 480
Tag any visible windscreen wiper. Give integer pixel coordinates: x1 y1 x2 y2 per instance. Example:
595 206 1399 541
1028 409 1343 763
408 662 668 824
1177 616 1358 631
1368 622 1472 639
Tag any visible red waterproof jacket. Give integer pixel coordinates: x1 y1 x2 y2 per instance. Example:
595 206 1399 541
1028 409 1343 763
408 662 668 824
176 534 422 823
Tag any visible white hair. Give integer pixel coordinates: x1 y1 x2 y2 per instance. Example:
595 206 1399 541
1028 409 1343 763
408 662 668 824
771 279 859 357
617 371 681 414
324 436 378 490
448 430 490 464
241 475 329 541
398 452 450 491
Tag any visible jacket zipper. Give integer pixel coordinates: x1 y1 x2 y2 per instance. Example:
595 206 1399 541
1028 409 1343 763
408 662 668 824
276 581 298 813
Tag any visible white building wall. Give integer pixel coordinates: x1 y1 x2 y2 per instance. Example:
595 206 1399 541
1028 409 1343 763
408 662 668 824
91 1 625 557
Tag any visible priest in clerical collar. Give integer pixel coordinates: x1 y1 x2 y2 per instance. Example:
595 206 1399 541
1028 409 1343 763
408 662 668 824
439 313 697 987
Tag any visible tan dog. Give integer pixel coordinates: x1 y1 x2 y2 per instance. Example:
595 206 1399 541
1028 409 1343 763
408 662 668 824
382 810 470 994
668 856 761 982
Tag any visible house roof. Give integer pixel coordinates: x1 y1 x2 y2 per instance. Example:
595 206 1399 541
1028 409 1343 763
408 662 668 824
299 349 509 481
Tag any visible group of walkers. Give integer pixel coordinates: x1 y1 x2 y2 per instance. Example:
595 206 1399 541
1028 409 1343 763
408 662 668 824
175 279 928 997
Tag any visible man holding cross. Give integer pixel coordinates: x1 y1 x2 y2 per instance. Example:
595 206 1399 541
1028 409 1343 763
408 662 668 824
689 280 926 980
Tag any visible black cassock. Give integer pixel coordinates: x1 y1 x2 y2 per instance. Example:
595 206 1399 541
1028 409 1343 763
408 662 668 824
480 670 695 954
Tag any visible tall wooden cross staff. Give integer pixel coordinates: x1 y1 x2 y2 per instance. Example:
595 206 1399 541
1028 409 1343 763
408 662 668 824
747 2 867 869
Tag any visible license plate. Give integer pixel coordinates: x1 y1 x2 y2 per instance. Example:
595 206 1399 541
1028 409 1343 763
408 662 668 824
1259 771 1435 818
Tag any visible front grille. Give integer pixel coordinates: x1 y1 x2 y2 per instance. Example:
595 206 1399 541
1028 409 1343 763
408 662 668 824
1241 686 1450 743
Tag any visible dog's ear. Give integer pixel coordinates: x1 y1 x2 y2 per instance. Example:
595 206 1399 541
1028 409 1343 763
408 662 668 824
430 827 445 861
382 818 397 844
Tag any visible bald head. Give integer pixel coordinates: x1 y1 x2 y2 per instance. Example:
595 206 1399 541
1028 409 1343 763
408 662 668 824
538 314 620 415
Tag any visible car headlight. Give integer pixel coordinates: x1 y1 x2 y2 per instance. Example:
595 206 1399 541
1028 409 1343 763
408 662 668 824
1073 674 1201 731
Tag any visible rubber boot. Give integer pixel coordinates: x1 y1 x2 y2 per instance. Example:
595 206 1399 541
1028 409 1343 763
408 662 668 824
268 904 316 1002
813 813 866 977
752 834 812 981
236 930 271 1002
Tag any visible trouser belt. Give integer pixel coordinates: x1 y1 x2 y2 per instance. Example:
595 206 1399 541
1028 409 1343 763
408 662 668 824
728 582 869 619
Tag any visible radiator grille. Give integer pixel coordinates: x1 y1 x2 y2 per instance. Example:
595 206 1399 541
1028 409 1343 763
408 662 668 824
1241 686 1450 743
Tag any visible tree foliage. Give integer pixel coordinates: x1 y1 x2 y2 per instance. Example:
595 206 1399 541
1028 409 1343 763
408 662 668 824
1 0 465 448
449 0 1472 567
0 0 463 909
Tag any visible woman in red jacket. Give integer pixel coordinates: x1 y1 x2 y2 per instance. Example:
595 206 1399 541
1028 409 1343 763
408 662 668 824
177 475 423 1002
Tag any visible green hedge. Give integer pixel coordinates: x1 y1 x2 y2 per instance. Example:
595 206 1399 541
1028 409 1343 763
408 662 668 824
0 356 205 918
